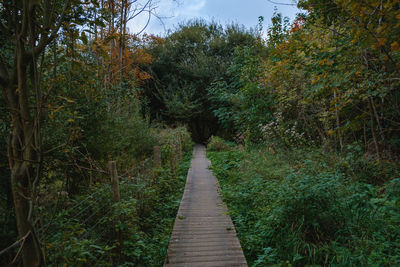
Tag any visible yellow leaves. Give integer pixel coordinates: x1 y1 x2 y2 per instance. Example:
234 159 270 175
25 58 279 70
391 41 400 51
318 58 334 66
376 24 387 35
312 75 321 85
328 130 335 136
48 105 64 121
52 105 64 113
58 96 75 104
319 58 328 65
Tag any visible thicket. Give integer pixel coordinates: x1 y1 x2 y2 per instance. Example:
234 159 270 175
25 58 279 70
207 138 400 266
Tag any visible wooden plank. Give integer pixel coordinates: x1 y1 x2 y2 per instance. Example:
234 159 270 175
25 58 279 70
164 144 247 266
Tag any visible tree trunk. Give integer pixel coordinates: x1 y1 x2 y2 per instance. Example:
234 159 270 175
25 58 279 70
334 89 343 151
369 101 381 161
7 42 41 267
119 0 125 82
1 1 72 265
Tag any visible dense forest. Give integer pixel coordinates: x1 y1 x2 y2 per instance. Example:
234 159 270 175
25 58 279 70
1 0 399 266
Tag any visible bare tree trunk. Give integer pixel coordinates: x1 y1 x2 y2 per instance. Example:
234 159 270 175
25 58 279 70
369 101 381 161
370 97 384 141
332 23 343 151
334 89 343 151
109 0 115 87
101 0 105 40
119 0 125 82
8 39 41 267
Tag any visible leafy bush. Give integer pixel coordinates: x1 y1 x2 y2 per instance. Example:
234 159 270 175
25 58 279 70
37 127 193 266
259 112 310 147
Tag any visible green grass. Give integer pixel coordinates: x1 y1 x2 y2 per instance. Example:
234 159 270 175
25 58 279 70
207 143 400 266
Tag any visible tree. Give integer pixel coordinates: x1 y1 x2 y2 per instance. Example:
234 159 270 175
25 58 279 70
142 20 259 141
0 1 76 265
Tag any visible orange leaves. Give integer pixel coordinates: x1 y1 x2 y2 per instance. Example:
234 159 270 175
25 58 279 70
133 67 151 86
377 37 387 47
133 48 154 65
91 41 109 58
129 45 154 86
98 32 156 87
290 18 304 33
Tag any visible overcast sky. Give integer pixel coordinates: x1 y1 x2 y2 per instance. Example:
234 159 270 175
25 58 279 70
128 0 302 36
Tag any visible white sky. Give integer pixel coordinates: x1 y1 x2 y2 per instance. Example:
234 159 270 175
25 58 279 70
128 0 302 36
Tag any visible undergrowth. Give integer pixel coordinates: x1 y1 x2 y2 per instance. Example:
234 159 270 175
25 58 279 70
31 127 194 267
42 150 192 266
207 139 400 266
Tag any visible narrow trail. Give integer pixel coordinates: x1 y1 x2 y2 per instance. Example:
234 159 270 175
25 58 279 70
164 144 247 267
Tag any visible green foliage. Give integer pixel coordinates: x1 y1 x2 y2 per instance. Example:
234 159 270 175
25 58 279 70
207 44 271 140
142 20 260 142
207 136 235 152
41 134 192 266
216 4 400 155
207 142 400 266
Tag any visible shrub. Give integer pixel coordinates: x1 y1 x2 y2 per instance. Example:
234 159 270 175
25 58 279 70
35 125 193 266
207 136 235 152
207 141 400 266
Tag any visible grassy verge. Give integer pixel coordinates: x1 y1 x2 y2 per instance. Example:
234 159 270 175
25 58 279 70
207 141 400 266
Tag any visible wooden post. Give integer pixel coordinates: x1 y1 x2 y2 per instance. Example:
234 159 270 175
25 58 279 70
109 161 120 202
109 161 121 264
153 146 161 169
169 141 176 174
177 137 182 161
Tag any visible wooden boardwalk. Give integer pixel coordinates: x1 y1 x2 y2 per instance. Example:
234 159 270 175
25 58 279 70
164 144 247 267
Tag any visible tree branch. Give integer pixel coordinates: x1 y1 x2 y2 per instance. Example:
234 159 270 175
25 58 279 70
26 0 71 59
267 0 296 6
19 0 29 39
127 0 152 22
